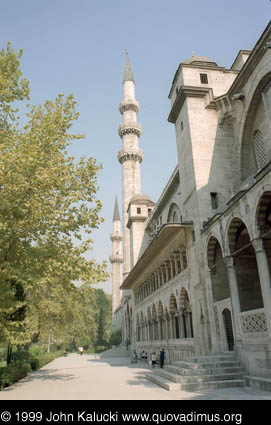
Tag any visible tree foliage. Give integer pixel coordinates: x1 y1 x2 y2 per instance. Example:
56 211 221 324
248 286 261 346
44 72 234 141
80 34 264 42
0 43 110 354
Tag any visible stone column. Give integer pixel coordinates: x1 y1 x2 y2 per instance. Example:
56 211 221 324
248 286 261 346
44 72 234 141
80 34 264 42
174 255 178 275
252 238 271 344
224 256 242 344
164 264 169 282
170 257 174 278
179 250 183 271
170 315 175 339
205 267 220 352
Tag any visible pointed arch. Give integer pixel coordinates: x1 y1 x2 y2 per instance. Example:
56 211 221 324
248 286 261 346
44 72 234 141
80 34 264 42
167 203 181 223
227 217 263 311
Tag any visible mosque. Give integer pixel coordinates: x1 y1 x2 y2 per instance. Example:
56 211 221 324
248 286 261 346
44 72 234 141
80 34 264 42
110 21 271 391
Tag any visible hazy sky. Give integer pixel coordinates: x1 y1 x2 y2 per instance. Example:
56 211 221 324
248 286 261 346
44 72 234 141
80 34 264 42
1 1 270 293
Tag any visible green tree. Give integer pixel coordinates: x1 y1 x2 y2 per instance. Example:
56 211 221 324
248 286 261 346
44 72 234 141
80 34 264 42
0 43 109 355
94 289 112 348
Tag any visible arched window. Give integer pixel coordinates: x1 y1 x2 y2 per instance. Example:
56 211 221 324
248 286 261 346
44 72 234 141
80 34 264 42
167 203 180 223
253 130 266 170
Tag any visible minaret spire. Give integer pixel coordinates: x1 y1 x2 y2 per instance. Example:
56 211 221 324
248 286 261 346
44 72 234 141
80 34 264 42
113 195 120 221
110 195 123 320
118 52 143 280
123 51 134 83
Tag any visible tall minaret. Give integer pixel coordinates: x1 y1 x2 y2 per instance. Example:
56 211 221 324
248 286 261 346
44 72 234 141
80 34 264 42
110 196 123 314
118 51 143 280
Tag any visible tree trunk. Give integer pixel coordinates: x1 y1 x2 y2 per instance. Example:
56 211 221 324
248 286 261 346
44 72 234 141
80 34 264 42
7 343 12 365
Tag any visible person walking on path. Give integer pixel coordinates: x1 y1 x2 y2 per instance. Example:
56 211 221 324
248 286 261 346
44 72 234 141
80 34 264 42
125 338 129 350
151 352 157 368
159 348 166 368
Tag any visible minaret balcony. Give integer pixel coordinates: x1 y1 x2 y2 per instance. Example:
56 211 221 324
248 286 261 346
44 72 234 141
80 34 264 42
110 232 123 241
119 100 139 114
118 122 142 138
118 148 144 164
110 255 123 264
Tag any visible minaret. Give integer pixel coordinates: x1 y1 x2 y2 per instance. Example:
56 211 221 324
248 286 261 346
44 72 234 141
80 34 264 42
110 196 123 315
118 51 143 280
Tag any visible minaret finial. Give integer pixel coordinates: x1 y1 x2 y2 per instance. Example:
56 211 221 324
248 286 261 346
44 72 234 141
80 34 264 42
123 50 134 83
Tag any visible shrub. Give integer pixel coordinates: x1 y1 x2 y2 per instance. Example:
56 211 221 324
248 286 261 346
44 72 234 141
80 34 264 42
0 346 65 390
11 350 31 363
95 345 107 353
84 344 96 353
0 361 31 389
109 329 122 347
37 351 65 368
0 347 6 363
29 344 47 357
29 358 40 371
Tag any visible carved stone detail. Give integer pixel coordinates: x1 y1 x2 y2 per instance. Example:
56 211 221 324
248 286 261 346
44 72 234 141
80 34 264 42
118 122 142 137
240 311 267 334
224 255 234 268
118 148 143 164
109 255 123 264
252 238 266 253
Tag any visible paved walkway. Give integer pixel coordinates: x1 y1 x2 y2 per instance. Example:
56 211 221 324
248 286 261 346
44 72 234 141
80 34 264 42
0 353 271 400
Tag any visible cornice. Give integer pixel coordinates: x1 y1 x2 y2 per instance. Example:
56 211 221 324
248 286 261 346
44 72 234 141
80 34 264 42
228 21 271 95
127 215 147 229
168 86 214 123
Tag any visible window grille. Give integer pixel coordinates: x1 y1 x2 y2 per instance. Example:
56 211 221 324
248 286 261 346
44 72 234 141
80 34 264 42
253 130 266 170
200 73 208 84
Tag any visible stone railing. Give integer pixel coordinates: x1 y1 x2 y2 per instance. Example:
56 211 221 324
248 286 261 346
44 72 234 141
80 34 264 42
239 308 267 334
118 148 144 164
118 122 142 138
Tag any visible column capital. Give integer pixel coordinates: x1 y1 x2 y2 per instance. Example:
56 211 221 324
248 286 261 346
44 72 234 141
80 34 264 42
224 255 234 268
252 238 266 253
207 265 216 275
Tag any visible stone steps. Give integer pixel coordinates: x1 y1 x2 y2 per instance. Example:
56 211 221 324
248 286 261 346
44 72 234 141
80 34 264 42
154 368 244 384
145 352 246 391
99 347 131 358
184 354 236 363
174 360 240 369
166 364 244 376
245 375 271 392
146 373 246 392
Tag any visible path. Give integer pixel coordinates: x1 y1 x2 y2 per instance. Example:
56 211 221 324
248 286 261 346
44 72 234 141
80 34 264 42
0 353 271 400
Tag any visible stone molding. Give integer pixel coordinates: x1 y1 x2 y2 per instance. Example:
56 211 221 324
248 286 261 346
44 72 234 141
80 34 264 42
224 255 234 268
110 232 123 241
118 122 142 138
168 86 214 123
118 148 143 164
252 238 266 253
119 100 139 114
109 255 123 264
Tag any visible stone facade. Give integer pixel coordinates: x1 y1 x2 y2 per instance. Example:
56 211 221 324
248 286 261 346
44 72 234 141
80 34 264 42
111 22 271 383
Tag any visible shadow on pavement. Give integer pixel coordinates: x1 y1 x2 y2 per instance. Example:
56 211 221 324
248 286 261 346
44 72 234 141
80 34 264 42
2 369 75 392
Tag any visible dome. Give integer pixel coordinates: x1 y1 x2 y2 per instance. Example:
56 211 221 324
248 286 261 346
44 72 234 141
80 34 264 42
182 56 218 67
129 193 154 205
